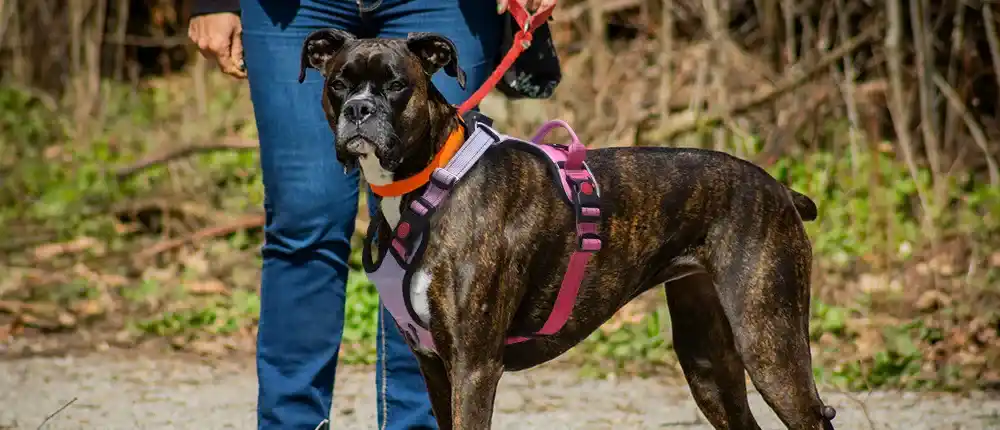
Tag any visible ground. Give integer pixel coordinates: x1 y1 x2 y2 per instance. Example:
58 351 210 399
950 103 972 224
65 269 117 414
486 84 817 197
0 351 997 430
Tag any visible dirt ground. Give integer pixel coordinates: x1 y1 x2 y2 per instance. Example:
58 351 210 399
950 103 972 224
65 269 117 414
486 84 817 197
0 351 998 430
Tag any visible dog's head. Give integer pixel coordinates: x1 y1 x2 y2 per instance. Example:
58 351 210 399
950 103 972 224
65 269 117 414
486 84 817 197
298 29 466 175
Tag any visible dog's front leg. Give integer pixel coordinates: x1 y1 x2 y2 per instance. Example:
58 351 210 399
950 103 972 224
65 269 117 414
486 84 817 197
434 281 507 429
449 343 503 430
413 350 454 429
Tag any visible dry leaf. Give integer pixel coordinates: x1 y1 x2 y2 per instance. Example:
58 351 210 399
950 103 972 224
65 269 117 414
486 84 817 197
188 339 228 356
100 274 129 288
990 252 1000 268
915 290 952 312
56 312 77 328
0 300 22 314
32 237 103 260
857 273 889 293
43 145 62 159
186 279 229 295
71 300 105 318
180 251 210 276
855 327 884 358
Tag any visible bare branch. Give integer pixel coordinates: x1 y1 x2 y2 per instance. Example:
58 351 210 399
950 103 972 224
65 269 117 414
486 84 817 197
115 137 259 181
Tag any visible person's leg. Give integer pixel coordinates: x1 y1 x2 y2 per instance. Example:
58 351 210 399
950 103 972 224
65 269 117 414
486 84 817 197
239 1 364 429
370 1 503 429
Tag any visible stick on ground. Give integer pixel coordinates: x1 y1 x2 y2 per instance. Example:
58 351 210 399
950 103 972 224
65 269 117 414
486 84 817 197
36 397 77 430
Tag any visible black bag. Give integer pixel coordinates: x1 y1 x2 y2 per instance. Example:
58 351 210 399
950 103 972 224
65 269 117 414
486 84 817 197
494 14 562 99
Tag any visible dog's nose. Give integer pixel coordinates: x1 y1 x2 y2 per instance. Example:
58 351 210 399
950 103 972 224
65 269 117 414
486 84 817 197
343 99 375 124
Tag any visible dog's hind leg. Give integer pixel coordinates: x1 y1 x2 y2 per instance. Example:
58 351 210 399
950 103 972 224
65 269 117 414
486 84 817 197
721 237 835 430
664 273 762 430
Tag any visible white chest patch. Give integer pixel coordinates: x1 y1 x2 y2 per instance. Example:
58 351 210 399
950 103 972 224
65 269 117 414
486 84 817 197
409 269 433 324
358 154 401 227
358 154 393 185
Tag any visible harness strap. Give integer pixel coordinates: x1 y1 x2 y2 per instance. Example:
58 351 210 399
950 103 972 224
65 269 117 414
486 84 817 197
507 119 601 343
390 125 501 261
382 119 603 349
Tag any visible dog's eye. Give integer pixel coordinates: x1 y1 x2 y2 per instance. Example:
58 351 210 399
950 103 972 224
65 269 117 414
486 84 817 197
330 80 347 91
387 81 406 92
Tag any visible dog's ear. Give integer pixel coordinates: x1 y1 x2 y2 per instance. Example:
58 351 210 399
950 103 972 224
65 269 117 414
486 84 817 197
405 32 466 90
299 29 355 83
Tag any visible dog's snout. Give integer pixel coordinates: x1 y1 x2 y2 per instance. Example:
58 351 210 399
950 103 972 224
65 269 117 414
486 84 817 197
343 99 375 124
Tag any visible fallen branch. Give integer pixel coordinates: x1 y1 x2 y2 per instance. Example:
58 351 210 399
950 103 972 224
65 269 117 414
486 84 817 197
115 137 258 181
36 397 77 430
134 214 265 260
132 214 372 261
110 197 239 225
644 20 884 142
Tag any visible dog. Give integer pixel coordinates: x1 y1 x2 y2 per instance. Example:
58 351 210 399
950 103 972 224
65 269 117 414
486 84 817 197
298 29 838 430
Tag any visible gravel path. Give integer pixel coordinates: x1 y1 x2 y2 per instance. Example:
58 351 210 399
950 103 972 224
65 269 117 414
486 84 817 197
1 352 998 430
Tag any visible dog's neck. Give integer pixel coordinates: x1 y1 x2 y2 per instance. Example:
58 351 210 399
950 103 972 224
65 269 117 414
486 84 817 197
360 101 460 228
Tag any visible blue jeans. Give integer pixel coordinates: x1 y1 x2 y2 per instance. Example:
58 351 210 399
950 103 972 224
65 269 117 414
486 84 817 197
240 1 501 429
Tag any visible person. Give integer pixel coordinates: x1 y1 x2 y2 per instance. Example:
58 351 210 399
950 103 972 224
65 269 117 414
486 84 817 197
187 1 553 429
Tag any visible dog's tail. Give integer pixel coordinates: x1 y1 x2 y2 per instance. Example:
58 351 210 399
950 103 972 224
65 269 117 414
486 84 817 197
787 188 818 222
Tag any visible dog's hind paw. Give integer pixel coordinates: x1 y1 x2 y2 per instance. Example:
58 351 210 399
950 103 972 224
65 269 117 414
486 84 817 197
821 405 837 430
821 405 837 420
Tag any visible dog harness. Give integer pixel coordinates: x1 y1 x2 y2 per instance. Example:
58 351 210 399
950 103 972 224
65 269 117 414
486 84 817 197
362 115 604 352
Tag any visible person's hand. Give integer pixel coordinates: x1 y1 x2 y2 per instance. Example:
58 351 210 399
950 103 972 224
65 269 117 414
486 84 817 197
497 0 556 15
188 12 246 79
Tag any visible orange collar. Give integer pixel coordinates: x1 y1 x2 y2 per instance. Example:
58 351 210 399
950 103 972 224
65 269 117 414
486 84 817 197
369 120 466 197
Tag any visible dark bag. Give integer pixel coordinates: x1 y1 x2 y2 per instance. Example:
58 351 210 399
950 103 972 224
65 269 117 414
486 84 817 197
494 14 562 99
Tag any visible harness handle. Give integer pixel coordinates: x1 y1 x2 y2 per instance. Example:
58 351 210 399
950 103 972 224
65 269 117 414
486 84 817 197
456 2 556 115
530 119 586 171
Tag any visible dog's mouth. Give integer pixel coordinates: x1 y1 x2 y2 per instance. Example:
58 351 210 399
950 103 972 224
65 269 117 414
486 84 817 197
337 135 403 173
341 135 376 157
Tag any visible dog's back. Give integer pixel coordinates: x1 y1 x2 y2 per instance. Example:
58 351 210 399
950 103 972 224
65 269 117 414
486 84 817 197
424 144 814 360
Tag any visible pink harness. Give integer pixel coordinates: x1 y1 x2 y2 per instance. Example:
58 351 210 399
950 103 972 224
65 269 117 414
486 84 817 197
362 118 603 352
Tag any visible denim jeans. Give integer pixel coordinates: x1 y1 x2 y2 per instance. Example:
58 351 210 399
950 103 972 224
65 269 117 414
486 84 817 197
239 1 501 429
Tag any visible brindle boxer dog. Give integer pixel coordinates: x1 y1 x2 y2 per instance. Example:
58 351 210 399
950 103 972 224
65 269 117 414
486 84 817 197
298 29 838 430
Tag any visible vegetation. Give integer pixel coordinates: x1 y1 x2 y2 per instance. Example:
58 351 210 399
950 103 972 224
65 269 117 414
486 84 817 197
1 0 999 392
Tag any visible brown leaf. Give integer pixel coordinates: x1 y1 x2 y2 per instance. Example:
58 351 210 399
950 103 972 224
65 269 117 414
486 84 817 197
32 237 104 261
180 251 210 276
100 274 129 288
857 273 889 293
185 279 230 295
56 312 77 328
855 326 884 358
188 339 228 356
4 301 58 318
169 336 187 349
915 290 952 312
43 145 62 159
0 300 22 314
990 252 1000 268
17 313 52 330
71 300 105 318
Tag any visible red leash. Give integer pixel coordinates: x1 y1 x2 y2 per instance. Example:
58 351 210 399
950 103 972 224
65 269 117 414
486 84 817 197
456 2 556 115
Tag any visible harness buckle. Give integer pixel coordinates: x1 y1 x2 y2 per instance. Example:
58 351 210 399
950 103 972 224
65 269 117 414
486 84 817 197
393 199 435 254
567 173 603 252
577 232 603 252
568 175 602 224
430 168 458 190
